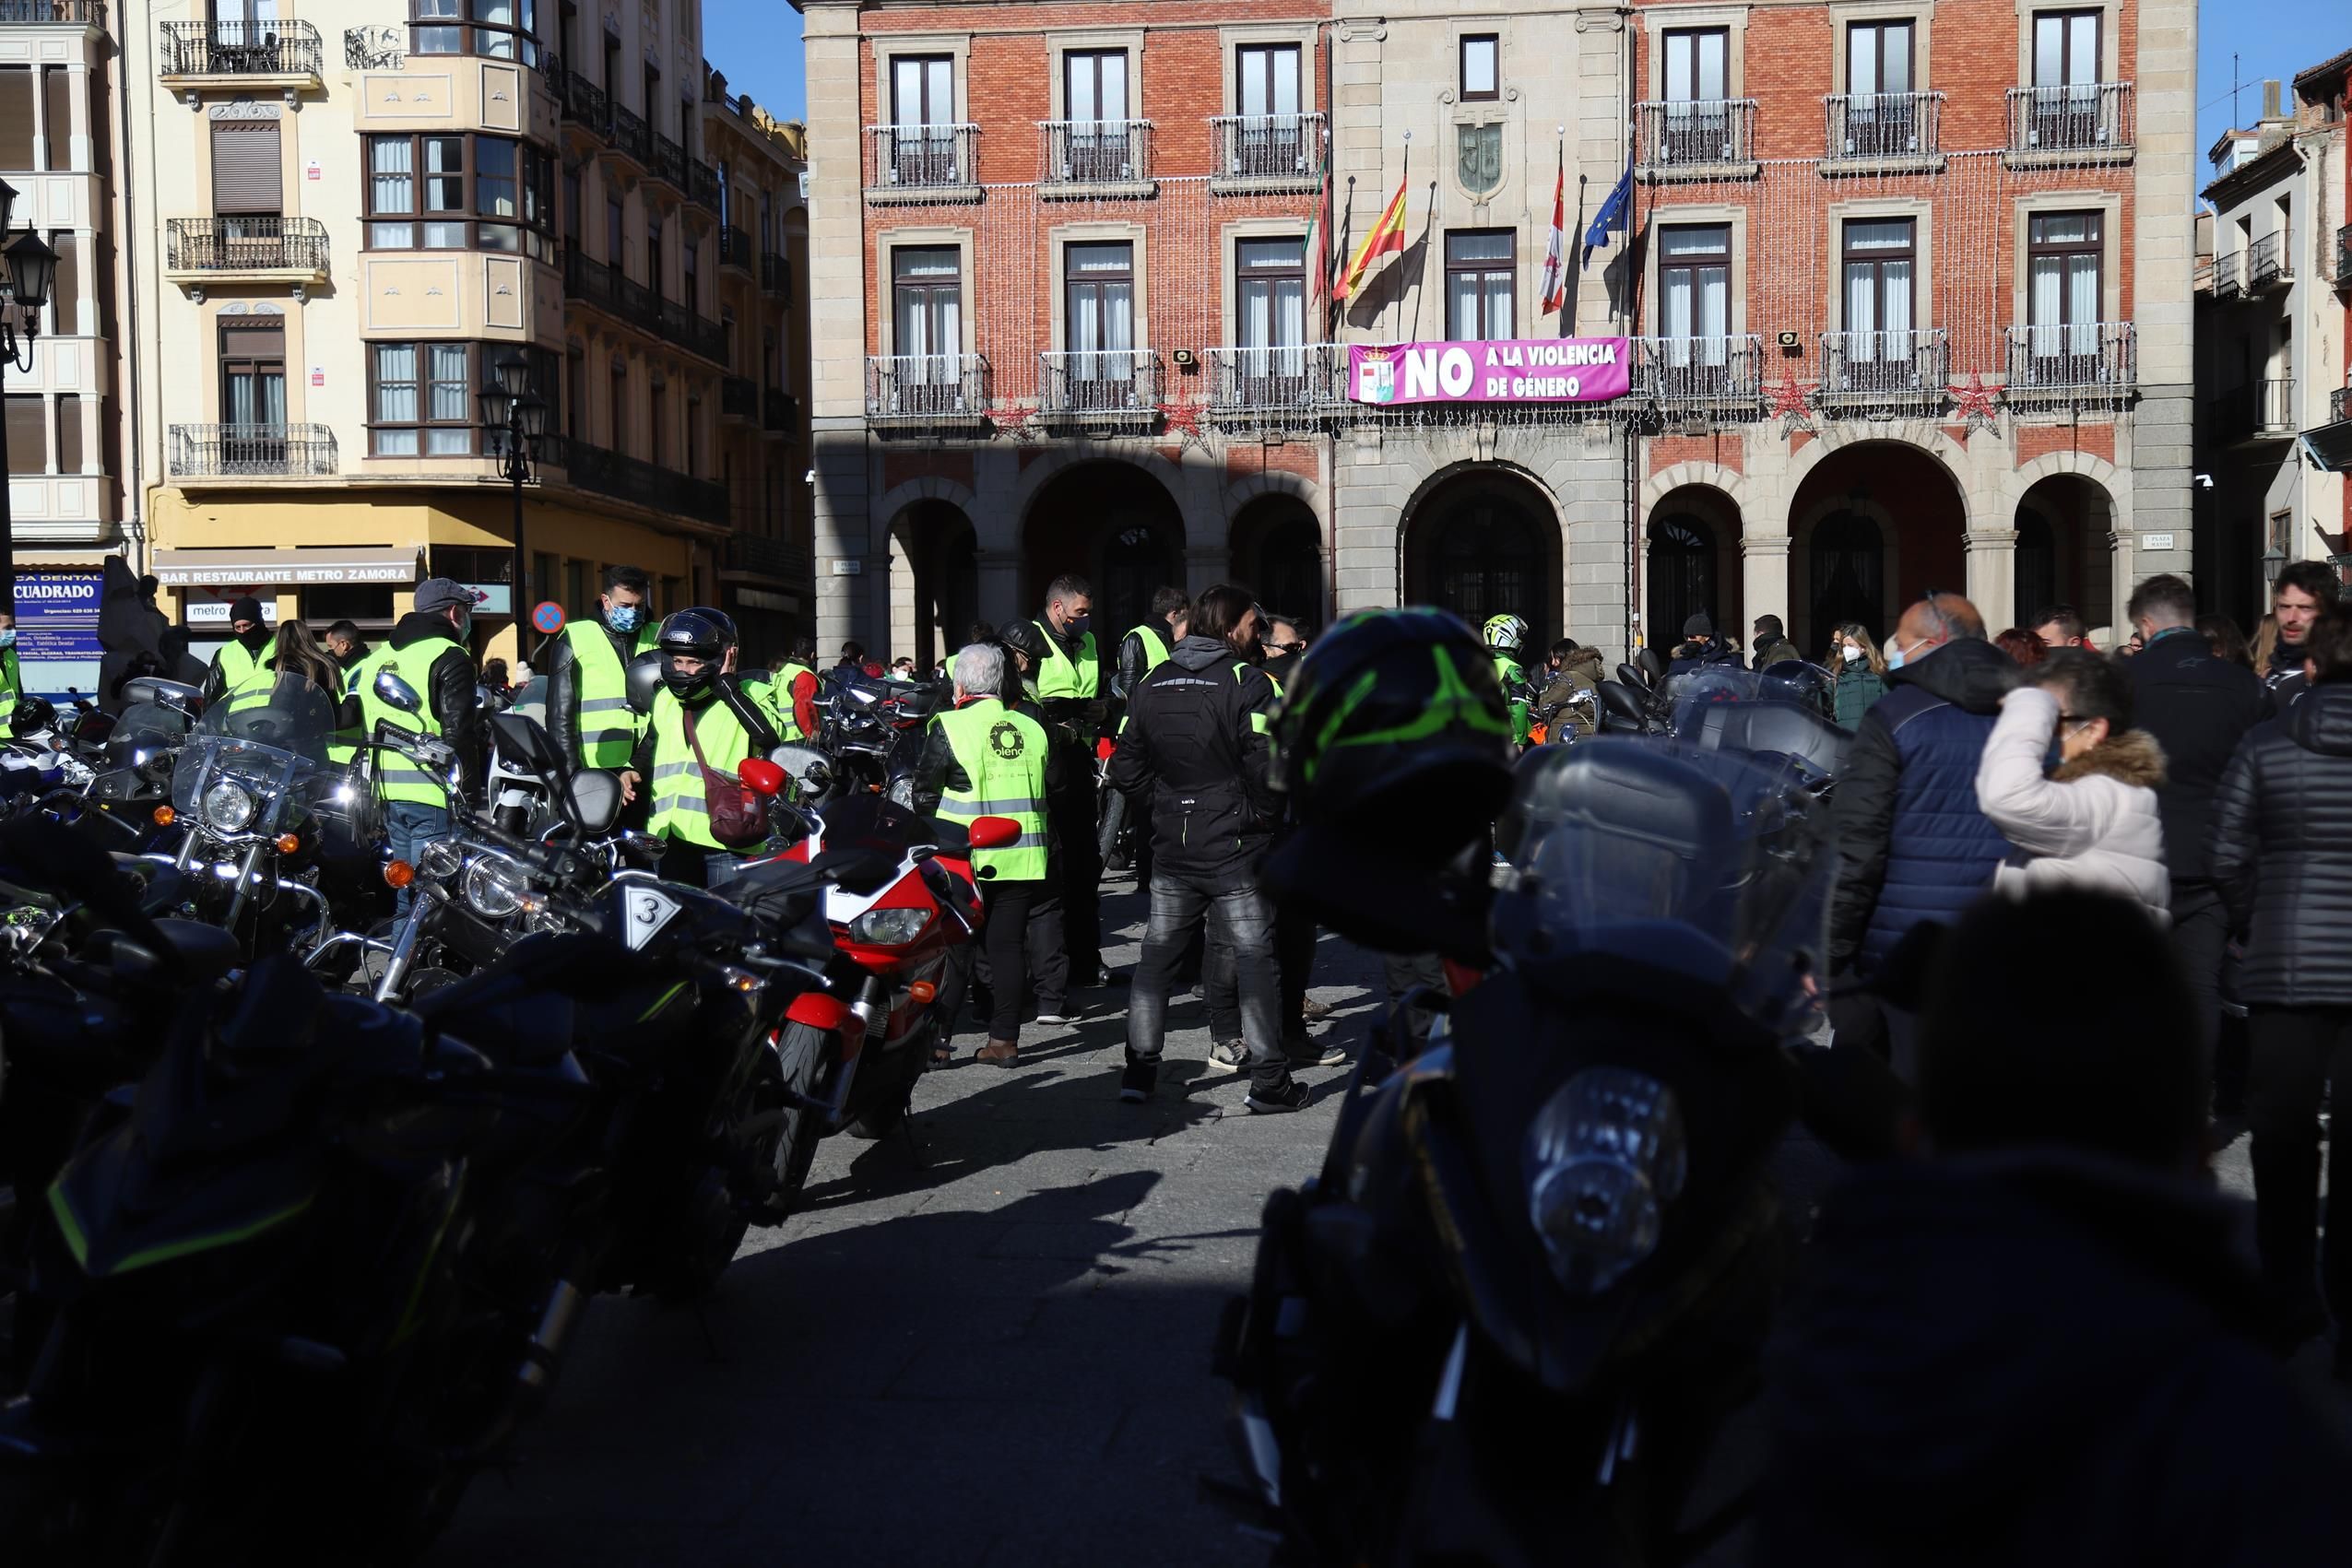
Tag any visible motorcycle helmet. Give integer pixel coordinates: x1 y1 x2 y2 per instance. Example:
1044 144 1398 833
1273 607 1514 855
1483 612 1529 654
656 607 739 701
8 696 55 738
996 619 1048 673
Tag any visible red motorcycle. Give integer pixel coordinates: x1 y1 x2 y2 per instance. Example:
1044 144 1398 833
736 759 1014 1214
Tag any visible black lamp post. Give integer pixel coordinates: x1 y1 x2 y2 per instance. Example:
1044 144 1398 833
0 178 58 612
479 351 548 641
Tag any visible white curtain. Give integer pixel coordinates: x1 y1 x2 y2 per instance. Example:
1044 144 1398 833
1240 280 1271 373
1882 260 1912 357
1448 274 1479 341
2029 257 2062 357
2067 254 2098 356
1844 263 1875 349
1661 266 1694 353
375 345 418 423
370 137 413 213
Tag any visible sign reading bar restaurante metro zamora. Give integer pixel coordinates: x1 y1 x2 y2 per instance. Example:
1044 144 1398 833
1347 338 1631 407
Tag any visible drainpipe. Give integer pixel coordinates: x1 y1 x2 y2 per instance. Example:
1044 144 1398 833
116 14 151 573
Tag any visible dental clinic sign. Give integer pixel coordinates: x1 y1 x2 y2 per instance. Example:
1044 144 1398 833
1347 337 1630 407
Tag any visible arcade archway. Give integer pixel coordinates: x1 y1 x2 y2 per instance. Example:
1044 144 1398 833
1231 494 1324 625
1022 461 1185 650
1646 484 1741 648
890 499 978 670
2014 474 2117 635
1401 467 1563 650
1788 442 1967 652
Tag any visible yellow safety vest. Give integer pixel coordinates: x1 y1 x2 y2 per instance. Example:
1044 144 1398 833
1127 624 1171 675
646 690 753 850
213 635 278 701
561 619 657 770
0 643 19 725
766 662 814 743
1031 620 1100 701
932 698 1049 881
354 638 460 806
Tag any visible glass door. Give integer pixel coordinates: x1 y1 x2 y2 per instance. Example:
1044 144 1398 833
1838 218 1916 392
219 318 287 469
2030 11 2101 147
1844 21 1915 156
1063 51 1131 181
1064 242 1136 410
1235 236 1306 399
889 55 956 185
2027 211 2103 383
1234 44 1303 175
1661 29 1731 164
892 247 963 412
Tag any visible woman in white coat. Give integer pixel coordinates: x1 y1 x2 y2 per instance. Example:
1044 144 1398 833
1974 648 2171 924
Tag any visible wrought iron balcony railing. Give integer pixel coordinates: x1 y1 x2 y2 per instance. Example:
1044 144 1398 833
2248 227 2291 289
608 101 650 166
2330 385 2351 425
1822 91 1944 166
1039 119 1152 190
862 124 980 195
764 387 796 433
1202 345 1341 424
2214 378 2297 442
865 354 988 423
165 216 329 274
724 534 810 581
2212 250 2242 299
760 251 786 296
159 18 323 78
689 159 721 213
1634 100 1758 174
2003 322 2136 395
540 435 727 525
1038 350 1162 426
0 0 105 24
1208 112 1326 190
720 375 759 421
561 248 725 362
2004 82 2134 159
1632 335 1766 407
717 227 754 272
1817 328 1950 407
169 423 337 477
648 130 688 191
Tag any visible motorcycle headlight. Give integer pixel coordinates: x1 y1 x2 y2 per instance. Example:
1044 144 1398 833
416 839 467 882
462 854 530 920
1521 1067 1687 1297
201 778 256 832
849 905 930 947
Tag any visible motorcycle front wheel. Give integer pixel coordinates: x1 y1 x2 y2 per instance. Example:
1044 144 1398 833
753 1021 831 1222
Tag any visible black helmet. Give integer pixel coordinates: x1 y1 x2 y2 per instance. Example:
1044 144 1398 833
997 619 1048 670
656 607 739 701
8 695 55 738
1272 607 1514 863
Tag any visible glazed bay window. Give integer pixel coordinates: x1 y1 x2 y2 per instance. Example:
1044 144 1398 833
411 0 541 65
1658 224 1733 389
1445 230 1514 341
2021 209 2106 383
365 133 554 260
1235 236 1306 383
370 342 477 456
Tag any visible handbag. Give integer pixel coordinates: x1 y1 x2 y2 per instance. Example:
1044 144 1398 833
681 706 770 849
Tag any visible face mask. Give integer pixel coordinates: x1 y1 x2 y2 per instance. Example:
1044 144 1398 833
453 613 473 643
606 603 643 633
0 630 15 648
1842 643 1863 661
1066 613 1091 639
237 625 273 654
1885 638 1913 671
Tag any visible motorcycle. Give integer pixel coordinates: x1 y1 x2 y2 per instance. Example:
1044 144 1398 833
809 665 946 804
1217 689 1857 1567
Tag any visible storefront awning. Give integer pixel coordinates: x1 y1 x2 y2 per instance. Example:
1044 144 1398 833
2305 422 2352 475
151 547 420 587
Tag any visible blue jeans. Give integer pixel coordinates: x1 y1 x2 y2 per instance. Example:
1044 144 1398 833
1126 872 1289 1094
384 801 451 915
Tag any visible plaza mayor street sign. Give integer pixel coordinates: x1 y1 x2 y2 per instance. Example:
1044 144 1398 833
1347 337 1630 407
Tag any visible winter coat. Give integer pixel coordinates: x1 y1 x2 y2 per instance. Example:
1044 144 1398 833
1828 637 2016 973
1831 663 1886 730
1755 1150 2352 1568
1535 648 1605 737
1977 687 2170 924
1752 636 1802 670
2209 680 2352 1008
2122 626 2269 887
2263 636 2310 709
1108 634 1279 890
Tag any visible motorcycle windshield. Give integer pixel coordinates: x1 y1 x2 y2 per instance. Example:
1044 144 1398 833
1665 669 1847 783
1493 738 1834 1032
110 701 193 759
171 675 344 835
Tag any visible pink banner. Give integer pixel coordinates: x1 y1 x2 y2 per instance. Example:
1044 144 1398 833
1346 337 1631 407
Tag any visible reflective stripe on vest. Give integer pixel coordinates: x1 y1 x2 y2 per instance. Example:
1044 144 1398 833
934 698 1049 881
355 638 459 806
1031 621 1100 701
1494 654 1531 745
562 619 656 769
767 662 813 742
214 636 278 700
1127 624 1170 676
1234 662 1278 733
0 647 18 722
647 691 751 850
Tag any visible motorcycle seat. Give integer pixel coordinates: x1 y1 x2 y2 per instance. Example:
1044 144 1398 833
148 917 242 983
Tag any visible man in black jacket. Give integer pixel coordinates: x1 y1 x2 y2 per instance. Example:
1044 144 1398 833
546 563 656 771
1109 584 1303 1111
2263 560 2337 706
2123 572 2268 1099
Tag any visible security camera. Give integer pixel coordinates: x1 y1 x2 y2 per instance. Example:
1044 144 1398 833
804 468 816 484
2193 473 2214 489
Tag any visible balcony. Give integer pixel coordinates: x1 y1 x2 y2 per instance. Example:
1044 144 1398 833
1821 91 1944 173
865 354 989 429
763 387 796 434
647 130 688 192
0 1 105 24
689 159 721 214
862 124 981 204
609 102 651 167
2310 387 2352 474
1208 112 1326 195
1202 345 1341 429
2336 225 2350 291
2329 385 2351 425
1634 100 1758 180
168 423 337 479
1817 328 1950 413
163 217 330 296
158 19 323 93
2215 379 2296 444
760 250 787 297
557 65 609 137
1039 120 1154 199
1038 350 1162 430
723 534 810 583
2248 227 2292 290
2003 83 2133 166
1632 336 1766 411
718 227 754 274
2212 250 2242 300
541 436 727 526
721 375 759 423
561 249 726 363
2003 323 2136 401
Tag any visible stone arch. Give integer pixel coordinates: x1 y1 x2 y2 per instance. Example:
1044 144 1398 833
1399 462 1567 651
1008 439 1189 527
885 494 979 670
1785 439 1974 651
2013 470 2122 639
1021 459 1188 648
1645 483 1743 649
1641 460 1749 518
871 475 981 556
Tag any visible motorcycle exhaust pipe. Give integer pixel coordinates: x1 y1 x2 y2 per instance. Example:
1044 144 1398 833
515 1279 586 1397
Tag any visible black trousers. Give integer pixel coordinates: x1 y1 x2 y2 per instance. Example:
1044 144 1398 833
1382 950 1449 1055
975 878 1067 1043
1208 894 1318 1042
2246 1006 2352 1326
2169 883 2231 1088
1047 776 1102 980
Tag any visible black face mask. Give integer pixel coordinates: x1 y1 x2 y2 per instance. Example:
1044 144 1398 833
236 625 273 654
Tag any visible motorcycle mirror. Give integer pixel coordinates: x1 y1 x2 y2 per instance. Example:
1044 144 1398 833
563 769 623 836
739 758 786 796
1636 646 1669 685
121 676 203 713
1615 662 1650 693
967 815 1021 851
373 667 425 714
1597 681 1649 724
769 742 831 792
623 649 664 718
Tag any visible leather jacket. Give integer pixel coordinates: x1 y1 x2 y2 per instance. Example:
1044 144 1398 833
547 617 646 764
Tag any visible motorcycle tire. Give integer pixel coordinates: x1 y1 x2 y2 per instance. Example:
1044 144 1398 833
755 1021 831 1222
845 1039 927 1141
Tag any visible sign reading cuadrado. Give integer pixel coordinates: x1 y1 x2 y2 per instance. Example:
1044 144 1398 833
1347 337 1630 407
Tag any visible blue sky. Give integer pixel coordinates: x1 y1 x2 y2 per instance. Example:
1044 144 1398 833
705 1 807 122
702 4 2346 160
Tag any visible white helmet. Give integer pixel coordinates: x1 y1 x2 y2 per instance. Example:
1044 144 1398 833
1483 613 1529 652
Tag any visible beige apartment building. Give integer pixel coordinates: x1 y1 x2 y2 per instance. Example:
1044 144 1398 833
119 0 811 661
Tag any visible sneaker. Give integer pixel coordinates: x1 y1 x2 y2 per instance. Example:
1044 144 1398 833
1119 1060 1158 1102
1034 1008 1077 1027
1201 1039 1249 1075
1284 1035 1347 1067
1245 1079 1311 1114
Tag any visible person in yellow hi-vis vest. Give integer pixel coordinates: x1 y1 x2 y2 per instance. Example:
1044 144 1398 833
547 564 658 775
914 641 1065 1069
351 578 485 912
202 596 279 710
1027 573 1111 991
0 608 19 731
619 608 782 889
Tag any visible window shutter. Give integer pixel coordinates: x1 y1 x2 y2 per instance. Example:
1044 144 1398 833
211 121 283 215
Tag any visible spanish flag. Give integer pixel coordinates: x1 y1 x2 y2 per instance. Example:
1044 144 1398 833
1336 173 1409 302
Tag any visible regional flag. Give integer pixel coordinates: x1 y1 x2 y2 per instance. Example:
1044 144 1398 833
1539 152 1567 315
1336 173 1409 302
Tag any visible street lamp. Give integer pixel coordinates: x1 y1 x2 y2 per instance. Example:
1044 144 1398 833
0 178 58 611
479 351 548 641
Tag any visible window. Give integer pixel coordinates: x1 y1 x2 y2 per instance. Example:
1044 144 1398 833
364 133 553 259
40 65 70 173
565 349 584 439
0 68 29 171
1662 28 1728 102
219 318 288 453
608 356 626 449
55 394 81 473
1063 241 1134 362
1460 34 1499 101
369 341 477 456
5 395 41 476
1444 230 1514 340
682 237 699 319
1235 236 1306 382
648 379 666 468
2025 210 2102 369
2031 10 2098 88
410 0 540 65
1658 225 1732 382
1838 218 1917 386
1233 44 1306 175
1844 19 1917 154
562 167 581 247
1066 50 1128 124
684 395 702 477
891 54 953 126
605 194 624 271
892 247 961 404
646 215 663 299
212 120 283 229
46 232 78 336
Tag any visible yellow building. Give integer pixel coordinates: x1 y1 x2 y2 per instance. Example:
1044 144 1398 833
123 1 810 666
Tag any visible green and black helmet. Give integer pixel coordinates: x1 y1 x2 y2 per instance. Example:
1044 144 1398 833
1272 607 1515 844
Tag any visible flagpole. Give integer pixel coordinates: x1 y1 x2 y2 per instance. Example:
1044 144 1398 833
1391 130 1409 342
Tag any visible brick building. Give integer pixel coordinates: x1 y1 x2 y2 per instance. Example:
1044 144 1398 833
2275 52 2351 549
805 0 2196 660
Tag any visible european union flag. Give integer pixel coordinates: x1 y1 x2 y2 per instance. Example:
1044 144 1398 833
1583 156 1633 253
